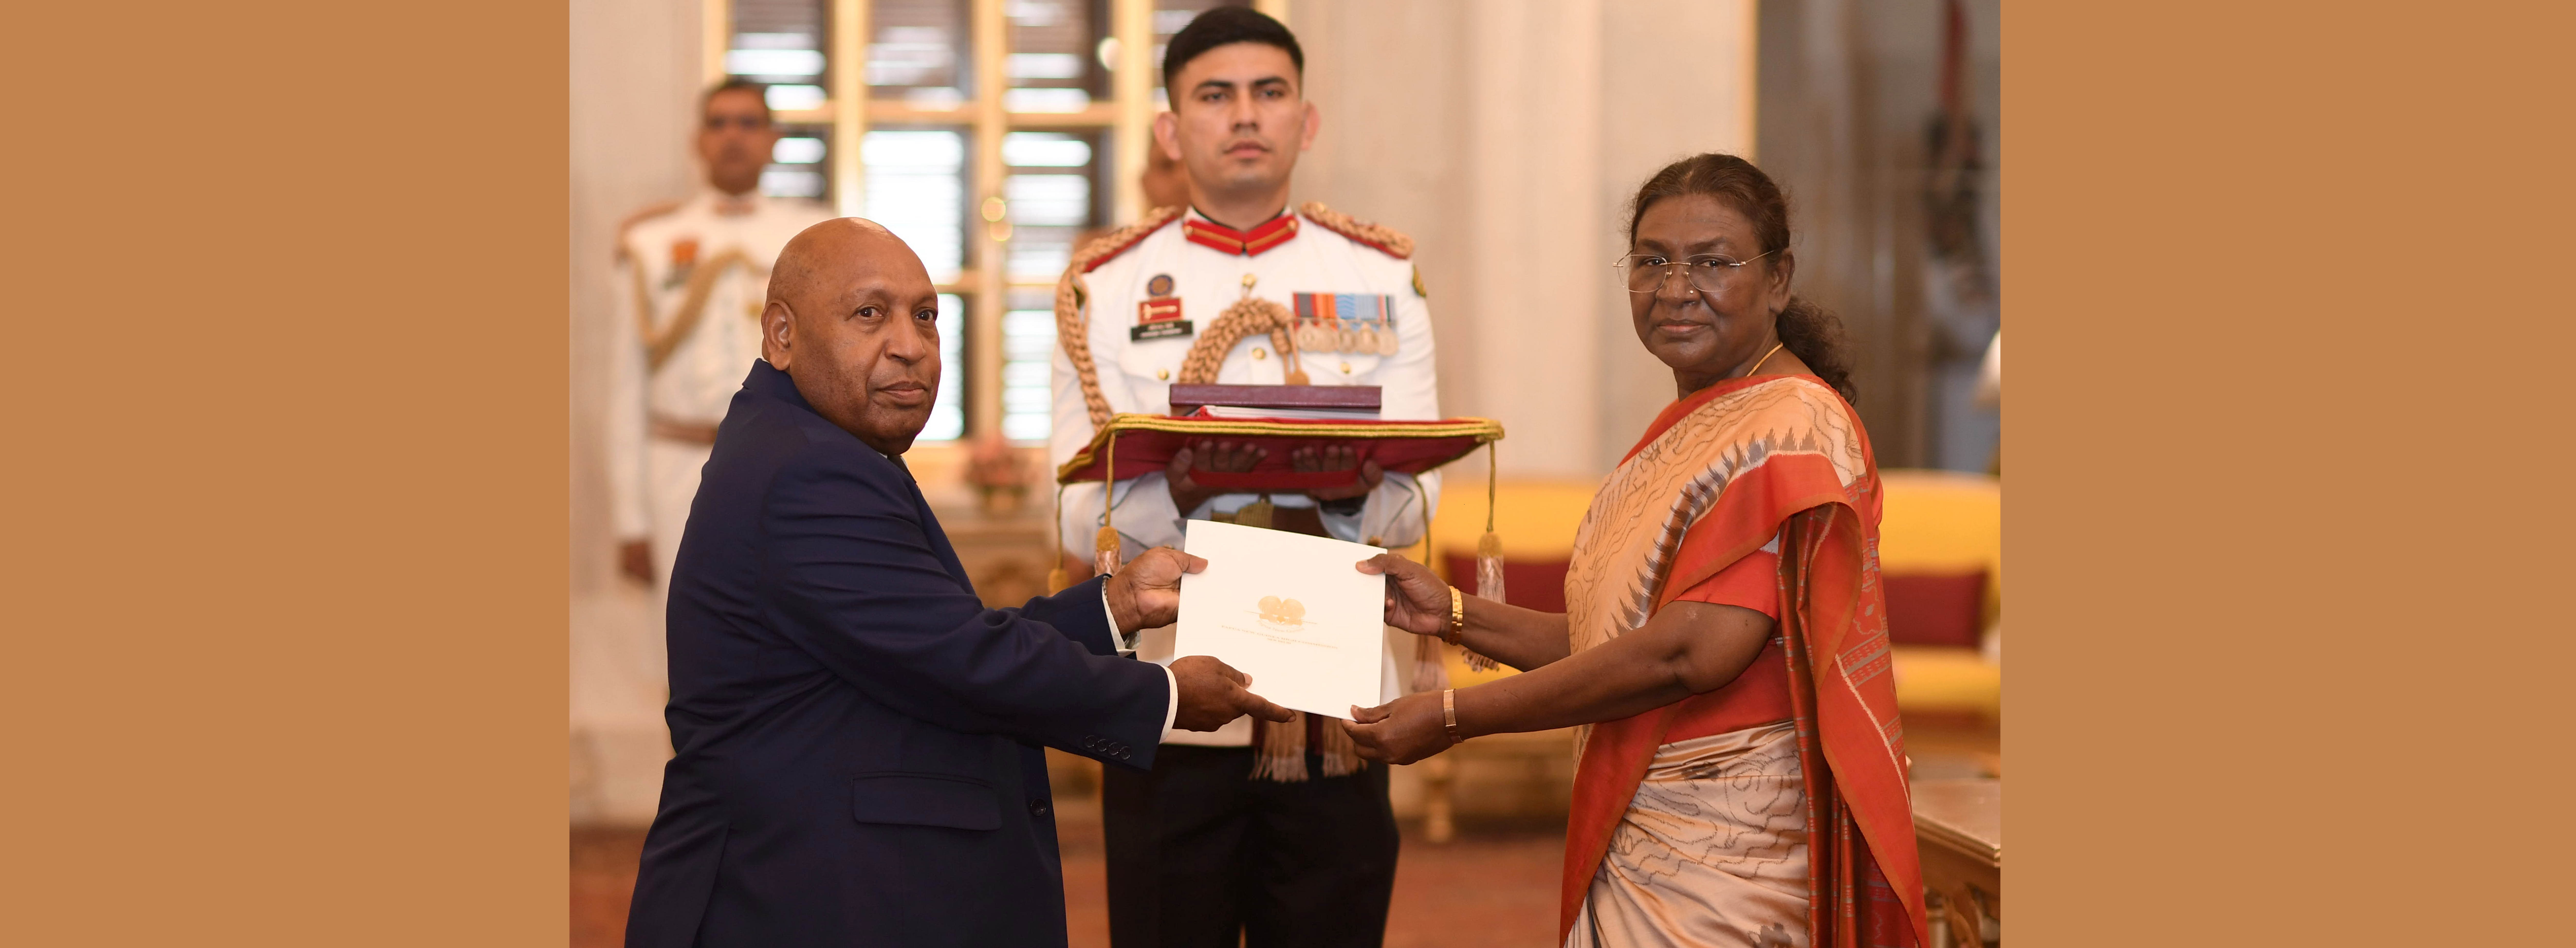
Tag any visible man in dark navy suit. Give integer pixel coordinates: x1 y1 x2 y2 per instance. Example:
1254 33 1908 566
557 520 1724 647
625 218 1294 948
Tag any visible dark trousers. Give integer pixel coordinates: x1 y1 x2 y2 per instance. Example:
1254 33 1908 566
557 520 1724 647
1101 745 1401 948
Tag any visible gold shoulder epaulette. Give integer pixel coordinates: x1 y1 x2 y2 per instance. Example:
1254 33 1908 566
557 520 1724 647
1075 205 1184 274
1055 205 1187 431
1298 201 1413 260
612 199 685 263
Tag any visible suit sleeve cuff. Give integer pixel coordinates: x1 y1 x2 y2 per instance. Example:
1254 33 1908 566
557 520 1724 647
1159 663 1181 742
1102 579 1179 740
1101 584 1133 655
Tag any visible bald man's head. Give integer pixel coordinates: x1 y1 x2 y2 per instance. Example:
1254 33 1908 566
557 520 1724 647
760 218 943 455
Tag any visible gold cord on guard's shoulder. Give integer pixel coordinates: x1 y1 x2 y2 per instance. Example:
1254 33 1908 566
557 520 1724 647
1056 206 1187 432
1298 201 1416 259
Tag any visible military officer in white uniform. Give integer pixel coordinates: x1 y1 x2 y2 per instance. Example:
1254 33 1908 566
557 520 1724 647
608 79 831 589
1049 11 1439 947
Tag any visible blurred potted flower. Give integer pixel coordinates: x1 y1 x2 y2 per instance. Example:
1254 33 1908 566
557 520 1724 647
965 432 1034 516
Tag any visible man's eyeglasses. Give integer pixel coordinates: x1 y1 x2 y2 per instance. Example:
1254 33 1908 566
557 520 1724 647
703 115 770 132
1613 249 1780 294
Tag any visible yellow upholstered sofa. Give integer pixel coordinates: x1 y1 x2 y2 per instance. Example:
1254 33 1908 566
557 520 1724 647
1426 471 2002 718
1402 471 2000 831
1874 470 2003 721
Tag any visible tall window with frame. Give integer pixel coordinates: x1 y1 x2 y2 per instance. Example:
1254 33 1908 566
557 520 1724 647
709 0 1275 452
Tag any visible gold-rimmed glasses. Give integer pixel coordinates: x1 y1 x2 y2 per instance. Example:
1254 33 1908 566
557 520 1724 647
1613 248 1780 294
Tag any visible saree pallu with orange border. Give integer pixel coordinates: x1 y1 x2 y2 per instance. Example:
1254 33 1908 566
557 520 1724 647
1558 375 1927 948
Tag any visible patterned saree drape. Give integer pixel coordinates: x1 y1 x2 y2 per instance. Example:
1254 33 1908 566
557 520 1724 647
1557 376 1928 948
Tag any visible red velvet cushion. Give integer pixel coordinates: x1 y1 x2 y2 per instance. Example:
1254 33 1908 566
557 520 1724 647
1441 555 1571 614
1881 570 1987 647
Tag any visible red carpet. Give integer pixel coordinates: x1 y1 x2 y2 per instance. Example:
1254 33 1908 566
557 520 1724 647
574 798 1567 947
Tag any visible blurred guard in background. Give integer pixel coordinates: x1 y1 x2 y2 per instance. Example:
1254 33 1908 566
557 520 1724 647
1051 9 1440 946
608 80 831 591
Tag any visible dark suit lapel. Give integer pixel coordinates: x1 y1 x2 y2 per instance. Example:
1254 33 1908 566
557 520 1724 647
888 456 976 594
747 362 980 596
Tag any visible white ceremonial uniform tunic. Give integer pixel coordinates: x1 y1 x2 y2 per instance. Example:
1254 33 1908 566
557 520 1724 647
1051 207 1442 746
607 189 831 589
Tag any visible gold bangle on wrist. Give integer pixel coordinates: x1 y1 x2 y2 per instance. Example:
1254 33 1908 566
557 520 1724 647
1442 585 1465 645
1442 688 1465 745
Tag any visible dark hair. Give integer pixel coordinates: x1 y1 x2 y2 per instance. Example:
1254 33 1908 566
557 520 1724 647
702 78 773 125
1626 153 1856 405
1162 6 1304 95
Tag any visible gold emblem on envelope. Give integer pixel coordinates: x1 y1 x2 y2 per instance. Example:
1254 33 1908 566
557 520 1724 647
1255 596 1308 630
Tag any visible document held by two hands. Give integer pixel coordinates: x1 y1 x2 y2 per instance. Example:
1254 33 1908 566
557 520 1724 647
1174 519 1392 721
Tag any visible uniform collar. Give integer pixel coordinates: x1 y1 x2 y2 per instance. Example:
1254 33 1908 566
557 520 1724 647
706 187 764 218
1182 207 1300 257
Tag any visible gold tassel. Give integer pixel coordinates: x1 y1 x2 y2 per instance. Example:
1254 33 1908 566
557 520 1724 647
1252 713 1310 782
1407 521 1450 693
1093 527 1121 583
1234 495 1274 530
1466 441 1502 672
1314 715 1364 777
1475 531 1505 604
1047 483 1071 592
1095 432 1122 577
1412 631 1451 693
1409 486 1456 691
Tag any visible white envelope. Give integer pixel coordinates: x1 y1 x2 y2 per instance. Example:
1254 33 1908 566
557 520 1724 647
1174 519 1388 720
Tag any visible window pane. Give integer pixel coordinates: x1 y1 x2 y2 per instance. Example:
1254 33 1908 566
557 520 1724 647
729 1 828 81
863 129 969 284
772 136 828 164
1001 291 1059 442
871 0 972 110
765 84 827 111
760 120 833 200
1003 131 1103 283
1005 0 1103 113
727 1 836 203
919 292 968 441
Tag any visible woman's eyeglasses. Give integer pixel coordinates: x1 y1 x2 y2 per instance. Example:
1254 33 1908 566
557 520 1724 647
1613 249 1779 294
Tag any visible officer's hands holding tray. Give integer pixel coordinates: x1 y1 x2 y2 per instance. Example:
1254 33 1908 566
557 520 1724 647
1164 439 1267 513
1288 444 1384 503
1166 439 1383 512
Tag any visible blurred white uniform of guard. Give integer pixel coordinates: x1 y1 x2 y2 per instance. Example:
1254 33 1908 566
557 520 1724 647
605 80 831 592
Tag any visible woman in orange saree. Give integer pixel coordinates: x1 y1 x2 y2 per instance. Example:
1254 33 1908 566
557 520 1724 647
1343 154 1928 948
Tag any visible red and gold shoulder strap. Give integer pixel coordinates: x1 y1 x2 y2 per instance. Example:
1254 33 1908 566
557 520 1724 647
1298 201 1413 259
611 199 684 265
1054 206 1186 431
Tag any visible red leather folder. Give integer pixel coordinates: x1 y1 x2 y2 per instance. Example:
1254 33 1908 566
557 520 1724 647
1055 413 1504 490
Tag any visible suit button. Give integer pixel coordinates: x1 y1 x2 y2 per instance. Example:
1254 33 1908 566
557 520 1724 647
1117 748 1133 761
1029 799 1052 818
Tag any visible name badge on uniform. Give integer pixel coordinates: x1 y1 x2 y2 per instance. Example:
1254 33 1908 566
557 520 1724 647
1291 293 1400 357
1132 273 1193 341
665 237 700 290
